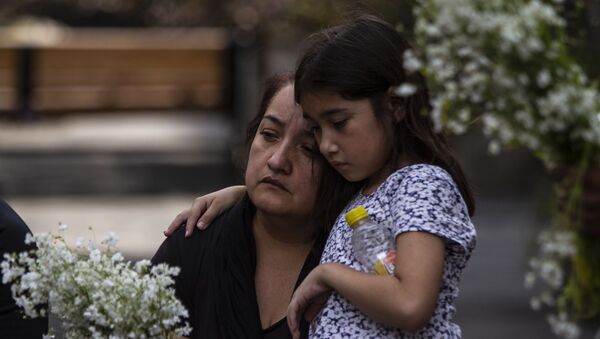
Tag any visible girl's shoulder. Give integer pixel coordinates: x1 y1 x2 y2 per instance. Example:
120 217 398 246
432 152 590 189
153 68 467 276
383 163 455 191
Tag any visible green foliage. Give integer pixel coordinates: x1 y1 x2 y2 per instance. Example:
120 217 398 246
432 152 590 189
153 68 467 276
561 235 600 320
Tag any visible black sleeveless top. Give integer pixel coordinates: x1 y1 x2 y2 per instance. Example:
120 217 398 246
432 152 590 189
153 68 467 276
152 195 324 339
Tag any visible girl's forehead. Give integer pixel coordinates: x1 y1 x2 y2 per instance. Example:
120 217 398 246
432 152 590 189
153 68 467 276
301 92 373 118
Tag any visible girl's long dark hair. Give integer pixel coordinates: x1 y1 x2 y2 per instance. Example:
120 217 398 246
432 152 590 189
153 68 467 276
295 14 475 216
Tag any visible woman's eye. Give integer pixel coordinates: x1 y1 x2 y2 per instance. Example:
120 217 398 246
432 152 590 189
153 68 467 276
302 145 319 157
260 130 277 141
309 125 320 135
332 119 347 129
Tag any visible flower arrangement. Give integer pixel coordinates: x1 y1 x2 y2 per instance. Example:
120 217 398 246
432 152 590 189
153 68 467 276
408 0 600 166
1 224 191 339
525 227 582 339
396 0 600 337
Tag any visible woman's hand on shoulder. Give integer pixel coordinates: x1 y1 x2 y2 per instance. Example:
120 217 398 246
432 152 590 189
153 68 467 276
163 185 247 237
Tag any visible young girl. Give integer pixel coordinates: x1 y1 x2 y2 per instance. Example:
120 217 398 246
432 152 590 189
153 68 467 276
166 14 476 339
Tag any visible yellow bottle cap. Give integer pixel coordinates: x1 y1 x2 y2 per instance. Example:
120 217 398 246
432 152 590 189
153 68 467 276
345 206 368 229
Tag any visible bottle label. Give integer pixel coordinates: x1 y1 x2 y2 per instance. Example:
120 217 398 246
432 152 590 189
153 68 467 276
373 250 396 275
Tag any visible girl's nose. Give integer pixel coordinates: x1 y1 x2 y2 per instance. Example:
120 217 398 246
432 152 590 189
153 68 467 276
319 133 339 155
267 143 292 174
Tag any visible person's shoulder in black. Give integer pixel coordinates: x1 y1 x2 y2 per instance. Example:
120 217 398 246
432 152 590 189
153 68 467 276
0 200 49 338
151 195 262 339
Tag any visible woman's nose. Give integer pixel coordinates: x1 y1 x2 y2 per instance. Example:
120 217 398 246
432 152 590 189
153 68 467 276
267 143 292 174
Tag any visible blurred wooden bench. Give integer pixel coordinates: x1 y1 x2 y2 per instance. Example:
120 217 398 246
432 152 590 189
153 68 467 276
0 27 236 114
0 48 16 111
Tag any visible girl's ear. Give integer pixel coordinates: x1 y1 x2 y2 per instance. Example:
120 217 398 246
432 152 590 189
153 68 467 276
386 88 405 123
392 105 405 123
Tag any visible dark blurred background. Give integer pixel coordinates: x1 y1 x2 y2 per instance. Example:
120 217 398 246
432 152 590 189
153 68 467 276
1 1 599 337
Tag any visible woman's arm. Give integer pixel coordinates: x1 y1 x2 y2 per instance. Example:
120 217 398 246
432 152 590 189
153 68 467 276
288 231 445 338
164 185 247 237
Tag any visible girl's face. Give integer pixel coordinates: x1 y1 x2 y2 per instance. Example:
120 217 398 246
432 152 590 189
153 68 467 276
246 84 322 219
301 91 393 193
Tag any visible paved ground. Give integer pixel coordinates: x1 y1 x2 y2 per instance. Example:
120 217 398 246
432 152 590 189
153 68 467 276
2 113 597 338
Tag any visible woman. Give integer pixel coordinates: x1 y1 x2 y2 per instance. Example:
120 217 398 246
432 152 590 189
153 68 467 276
152 73 354 339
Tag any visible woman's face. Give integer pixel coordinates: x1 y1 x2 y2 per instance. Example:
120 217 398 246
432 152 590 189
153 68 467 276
245 84 321 219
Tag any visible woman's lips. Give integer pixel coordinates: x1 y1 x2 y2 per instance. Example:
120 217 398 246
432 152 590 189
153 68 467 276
260 177 289 192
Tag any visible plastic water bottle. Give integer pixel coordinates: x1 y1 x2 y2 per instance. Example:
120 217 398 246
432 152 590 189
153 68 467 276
345 206 396 275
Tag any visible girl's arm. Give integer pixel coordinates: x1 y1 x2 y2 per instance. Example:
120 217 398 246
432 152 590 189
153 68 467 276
163 185 247 237
288 231 445 338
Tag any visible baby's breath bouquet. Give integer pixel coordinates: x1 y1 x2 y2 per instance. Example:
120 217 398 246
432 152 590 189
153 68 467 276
396 0 600 337
1 225 191 339
410 0 600 166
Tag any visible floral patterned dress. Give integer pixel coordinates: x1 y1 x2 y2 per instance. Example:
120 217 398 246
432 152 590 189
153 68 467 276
310 164 476 338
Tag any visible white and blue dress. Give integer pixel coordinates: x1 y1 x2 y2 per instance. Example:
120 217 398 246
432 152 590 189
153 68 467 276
310 164 477 338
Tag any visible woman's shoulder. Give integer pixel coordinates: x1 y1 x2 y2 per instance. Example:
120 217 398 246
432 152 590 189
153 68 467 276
177 196 251 244
152 197 251 265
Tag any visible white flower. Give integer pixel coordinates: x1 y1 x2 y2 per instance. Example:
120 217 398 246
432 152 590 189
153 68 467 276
395 83 417 97
403 50 423 73
547 313 581 339
110 253 124 263
524 272 536 288
537 70 552 88
530 297 542 311
101 232 119 248
488 140 501 155
1 225 191 338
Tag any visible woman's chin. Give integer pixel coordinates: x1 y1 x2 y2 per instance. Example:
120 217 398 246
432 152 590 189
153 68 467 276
252 197 306 219
254 199 292 216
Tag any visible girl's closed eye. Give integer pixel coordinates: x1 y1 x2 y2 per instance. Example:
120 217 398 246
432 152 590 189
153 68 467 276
332 119 348 130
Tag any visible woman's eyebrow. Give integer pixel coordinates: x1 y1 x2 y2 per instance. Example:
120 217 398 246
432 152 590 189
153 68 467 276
262 114 285 126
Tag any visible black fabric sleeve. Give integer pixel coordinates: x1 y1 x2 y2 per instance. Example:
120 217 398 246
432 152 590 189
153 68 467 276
151 226 194 325
151 227 181 267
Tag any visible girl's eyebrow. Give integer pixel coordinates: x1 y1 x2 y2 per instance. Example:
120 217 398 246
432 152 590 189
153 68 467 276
321 108 347 117
303 108 347 120
302 112 314 120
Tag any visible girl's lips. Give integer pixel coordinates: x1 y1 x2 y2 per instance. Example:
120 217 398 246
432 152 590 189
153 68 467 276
330 160 348 169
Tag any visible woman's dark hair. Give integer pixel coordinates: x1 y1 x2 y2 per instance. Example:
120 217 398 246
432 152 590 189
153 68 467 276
245 73 294 147
295 14 475 216
244 73 359 236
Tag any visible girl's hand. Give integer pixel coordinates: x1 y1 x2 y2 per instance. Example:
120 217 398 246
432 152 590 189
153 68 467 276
163 185 246 237
287 264 333 339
